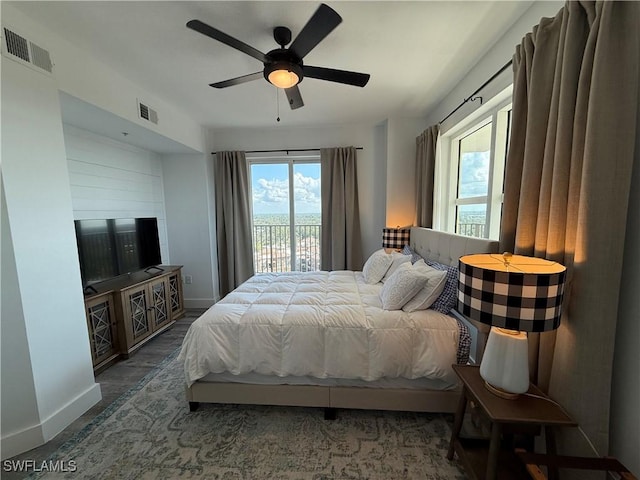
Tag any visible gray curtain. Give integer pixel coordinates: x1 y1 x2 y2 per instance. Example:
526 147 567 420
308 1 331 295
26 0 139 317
415 125 439 227
500 1 639 465
320 147 363 270
214 151 254 297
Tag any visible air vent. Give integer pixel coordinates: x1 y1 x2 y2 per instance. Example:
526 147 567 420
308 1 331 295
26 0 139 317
29 42 52 73
137 100 159 125
4 28 29 62
2 26 53 75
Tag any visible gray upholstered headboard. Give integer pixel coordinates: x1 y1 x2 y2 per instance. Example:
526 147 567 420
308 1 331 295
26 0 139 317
410 227 499 266
409 227 498 364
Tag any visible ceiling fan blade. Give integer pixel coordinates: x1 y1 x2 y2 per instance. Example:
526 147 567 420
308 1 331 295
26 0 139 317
209 71 263 88
303 65 370 87
187 19 269 63
285 85 304 110
289 4 342 59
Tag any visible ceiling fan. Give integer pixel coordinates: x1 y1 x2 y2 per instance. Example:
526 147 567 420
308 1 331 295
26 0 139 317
186 3 370 110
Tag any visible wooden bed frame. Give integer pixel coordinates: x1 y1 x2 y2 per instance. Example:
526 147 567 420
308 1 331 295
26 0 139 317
186 227 498 414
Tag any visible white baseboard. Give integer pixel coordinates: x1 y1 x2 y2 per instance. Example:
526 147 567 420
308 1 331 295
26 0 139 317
40 383 102 441
1 383 101 460
0 423 44 461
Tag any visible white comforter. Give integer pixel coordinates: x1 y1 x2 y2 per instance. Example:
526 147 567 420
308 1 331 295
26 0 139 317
179 271 461 387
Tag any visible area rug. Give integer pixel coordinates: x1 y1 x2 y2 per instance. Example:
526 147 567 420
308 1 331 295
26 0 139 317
31 350 467 479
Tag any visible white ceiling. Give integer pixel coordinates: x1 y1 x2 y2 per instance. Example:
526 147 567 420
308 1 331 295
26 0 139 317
12 1 533 131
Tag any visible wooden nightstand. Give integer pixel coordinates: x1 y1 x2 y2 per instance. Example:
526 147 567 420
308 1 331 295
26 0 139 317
447 364 576 480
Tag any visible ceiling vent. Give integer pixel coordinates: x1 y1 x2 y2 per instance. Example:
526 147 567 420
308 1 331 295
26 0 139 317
137 100 159 125
1 26 53 75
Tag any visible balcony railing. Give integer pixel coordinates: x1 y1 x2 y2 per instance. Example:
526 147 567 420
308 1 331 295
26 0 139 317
457 222 486 238
253 224 321 273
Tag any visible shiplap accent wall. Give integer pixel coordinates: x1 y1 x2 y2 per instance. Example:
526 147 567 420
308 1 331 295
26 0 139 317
63 124 170 263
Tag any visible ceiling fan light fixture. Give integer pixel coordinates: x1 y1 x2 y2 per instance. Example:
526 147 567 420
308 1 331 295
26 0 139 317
265 62 303 89
268 69 299 89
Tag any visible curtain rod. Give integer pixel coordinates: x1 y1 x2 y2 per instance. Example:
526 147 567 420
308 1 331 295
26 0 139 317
212 147 364 155
439 60 513 125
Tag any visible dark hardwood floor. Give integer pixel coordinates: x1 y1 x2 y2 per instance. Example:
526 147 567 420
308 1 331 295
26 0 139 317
2 309 201 479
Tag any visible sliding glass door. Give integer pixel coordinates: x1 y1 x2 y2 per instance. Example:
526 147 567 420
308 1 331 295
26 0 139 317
250 160 321 272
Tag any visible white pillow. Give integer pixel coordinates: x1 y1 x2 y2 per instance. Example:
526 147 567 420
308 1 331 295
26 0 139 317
402 260 448 312
380 262 429 310
381 252 411 282
362 249 393 284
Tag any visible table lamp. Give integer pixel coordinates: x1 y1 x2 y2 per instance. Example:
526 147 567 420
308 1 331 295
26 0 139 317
457 253 566 399
382 227 410 251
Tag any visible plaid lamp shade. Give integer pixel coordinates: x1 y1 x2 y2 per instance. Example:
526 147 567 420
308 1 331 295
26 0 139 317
382 228 410 249
457 253 566 333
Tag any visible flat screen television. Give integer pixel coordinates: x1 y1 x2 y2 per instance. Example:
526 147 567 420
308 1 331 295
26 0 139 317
74 217 162 287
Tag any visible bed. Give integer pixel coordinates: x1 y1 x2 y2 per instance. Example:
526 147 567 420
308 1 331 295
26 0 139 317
179 227 498 414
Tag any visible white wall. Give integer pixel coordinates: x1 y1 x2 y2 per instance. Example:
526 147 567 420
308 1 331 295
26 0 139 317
372 122 389 241
0 184 41 456
385 118 424 228
1 55 101 459
161 153 217 307
64 125 170 262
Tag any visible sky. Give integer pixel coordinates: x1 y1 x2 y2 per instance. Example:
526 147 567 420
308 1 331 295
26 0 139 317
459 151 490 198
251 163 321 215
457 150 490 216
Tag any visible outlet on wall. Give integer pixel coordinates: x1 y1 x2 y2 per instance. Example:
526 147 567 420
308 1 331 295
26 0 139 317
184 275 193 284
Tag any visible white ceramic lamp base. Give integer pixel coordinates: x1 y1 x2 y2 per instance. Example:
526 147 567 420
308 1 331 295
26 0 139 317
479 327 530 399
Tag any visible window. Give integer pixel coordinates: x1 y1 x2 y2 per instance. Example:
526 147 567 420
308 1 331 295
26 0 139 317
439 99 511 239
249 158 321 272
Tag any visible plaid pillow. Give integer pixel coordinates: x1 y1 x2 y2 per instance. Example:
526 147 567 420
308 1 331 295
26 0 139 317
426 260 459 314
455 317 471 365
401 244 422 264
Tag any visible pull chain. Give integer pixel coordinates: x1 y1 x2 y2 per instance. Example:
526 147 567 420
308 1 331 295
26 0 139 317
276 87 281 122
